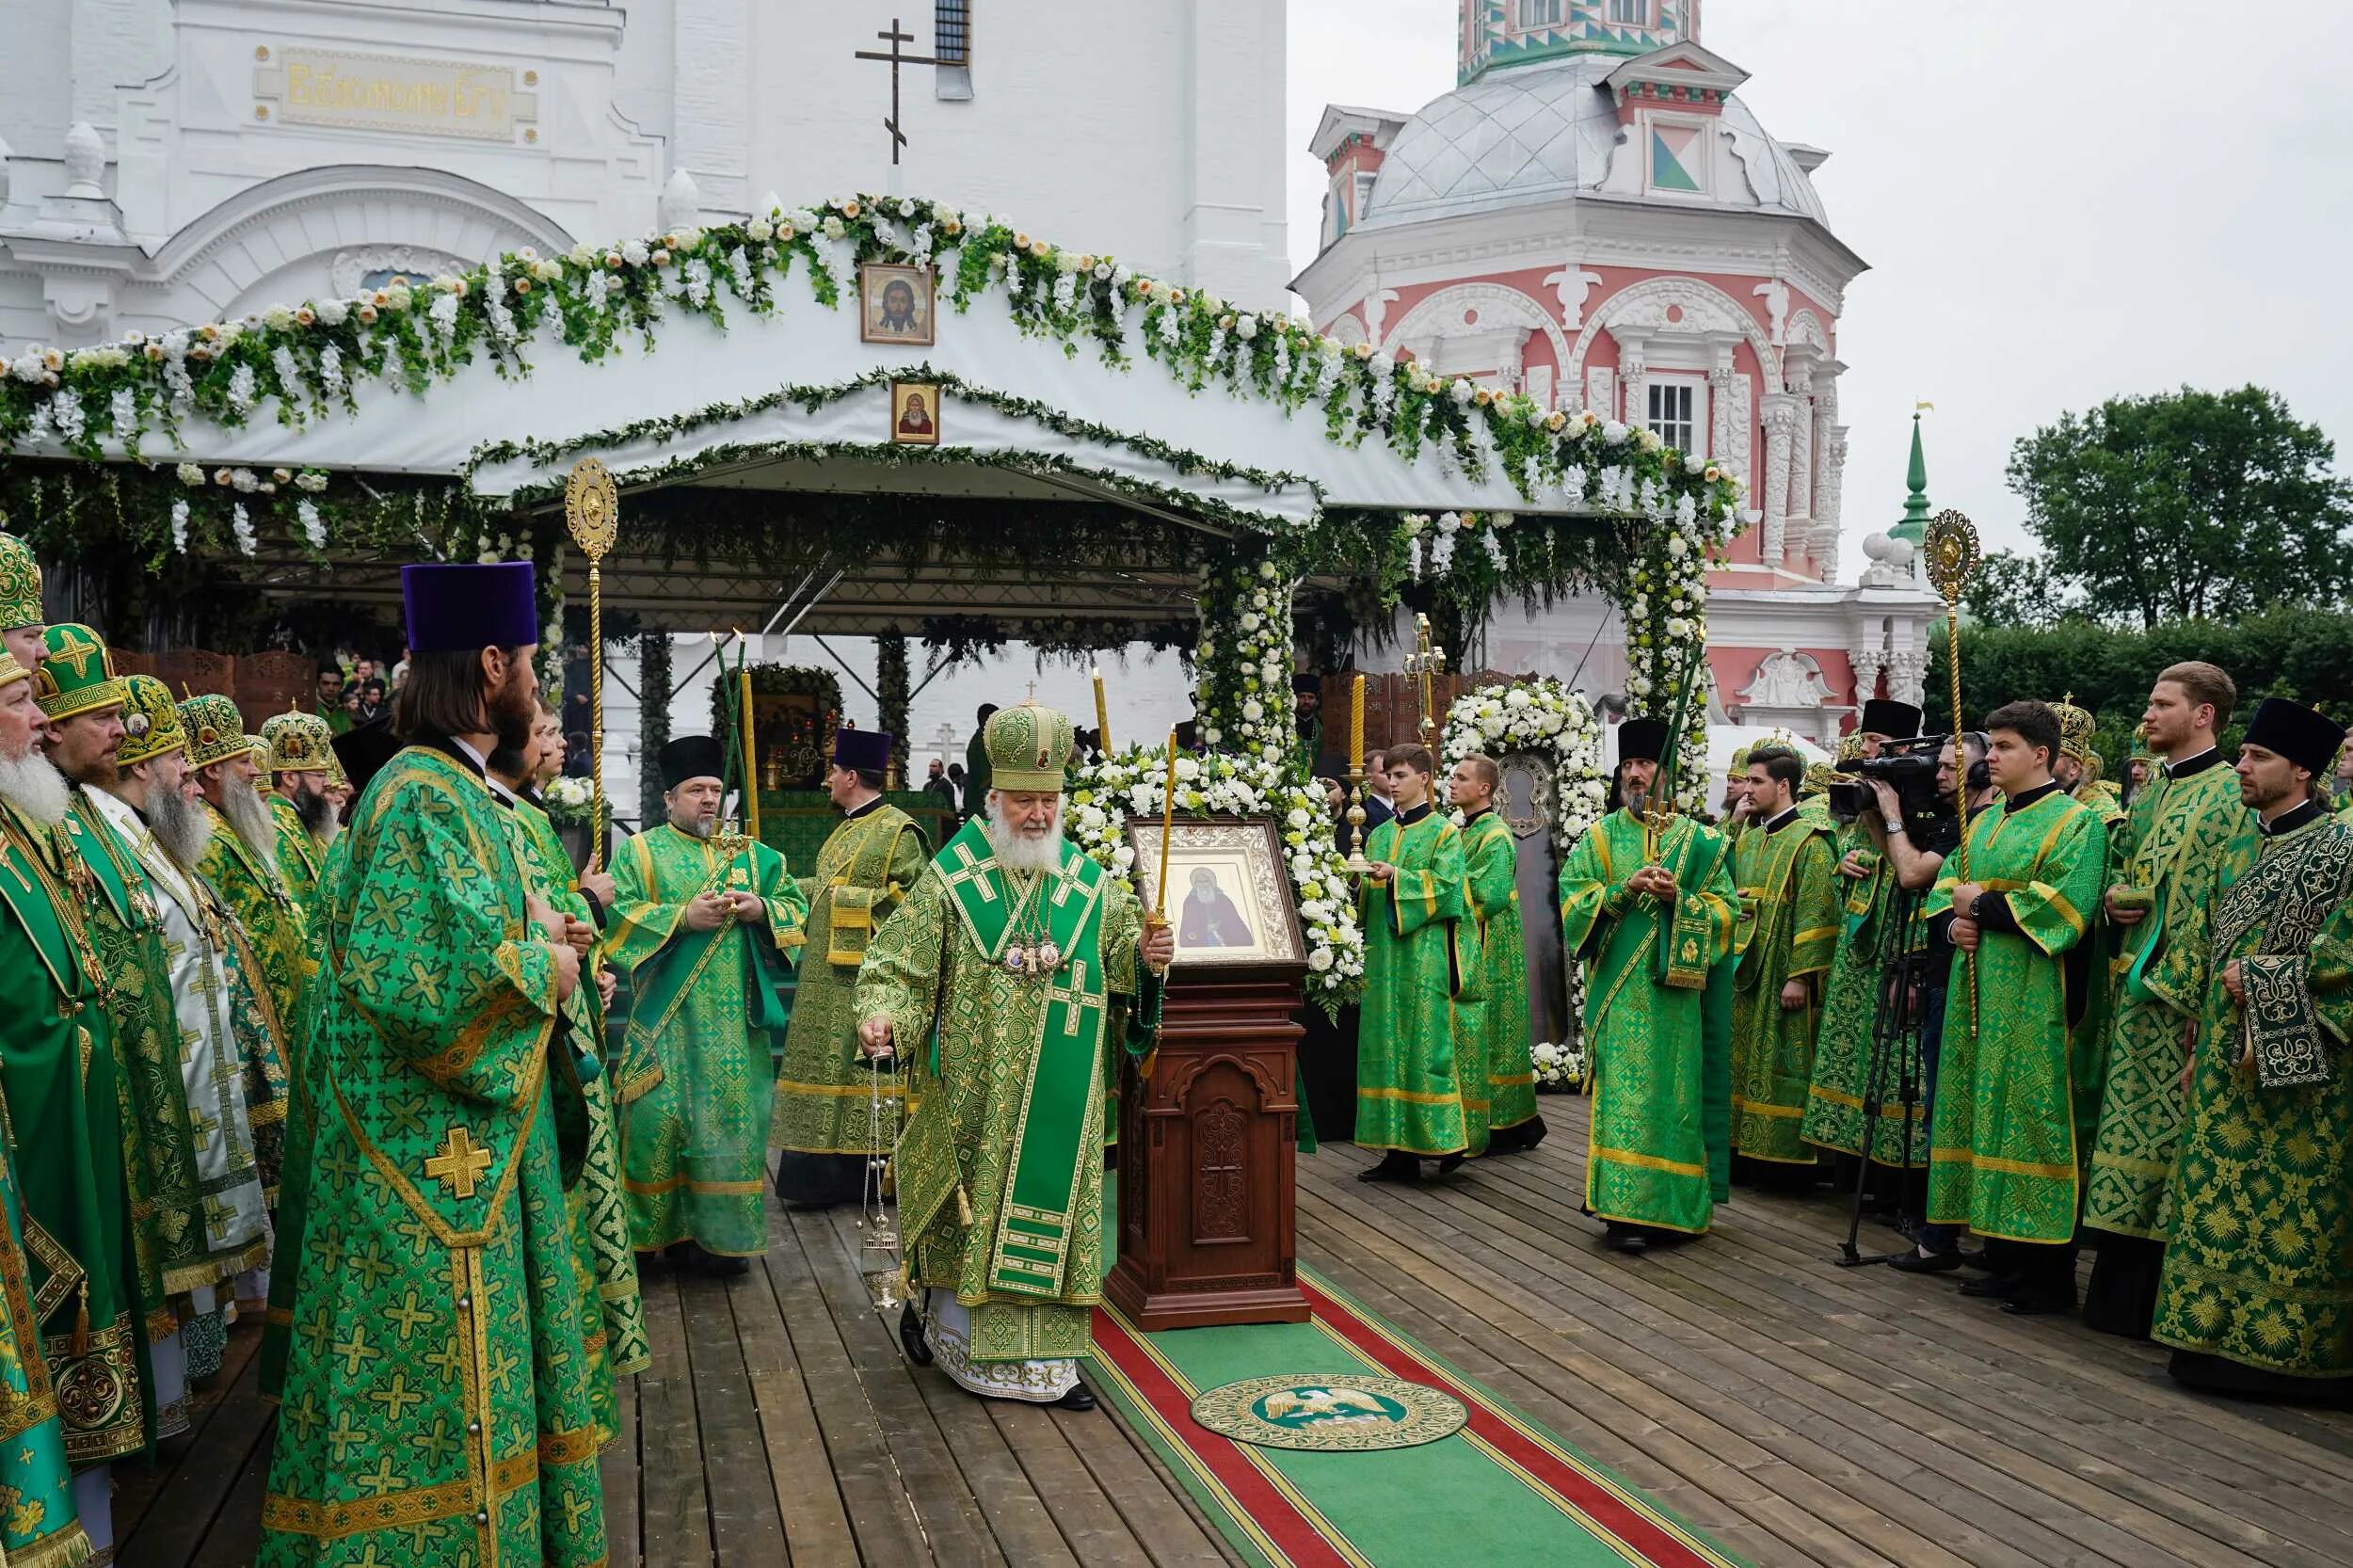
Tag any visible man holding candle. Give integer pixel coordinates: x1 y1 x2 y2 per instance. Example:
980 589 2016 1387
1356 744 1476 1181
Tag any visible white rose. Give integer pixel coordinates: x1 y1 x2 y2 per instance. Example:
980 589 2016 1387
1113 845 1135 869
1306 948 1335 973
1174 757 1201 782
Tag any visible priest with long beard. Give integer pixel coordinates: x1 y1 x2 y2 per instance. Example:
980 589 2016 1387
605 735 806 1274
856 703 1171 1408
258 709 339 913
184 695 309 1034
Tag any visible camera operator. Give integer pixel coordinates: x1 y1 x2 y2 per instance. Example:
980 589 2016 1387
1878 732 1995 1272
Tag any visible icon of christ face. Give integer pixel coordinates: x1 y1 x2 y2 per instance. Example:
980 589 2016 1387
879 279 920 334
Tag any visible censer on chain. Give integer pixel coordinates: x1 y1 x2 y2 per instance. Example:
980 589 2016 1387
857 1048 907 1312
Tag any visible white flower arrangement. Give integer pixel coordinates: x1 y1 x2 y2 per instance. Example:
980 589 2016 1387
1438 678 1607 848
1531 1039 1588 1092
1065 745 1365 1011
542 774 596 826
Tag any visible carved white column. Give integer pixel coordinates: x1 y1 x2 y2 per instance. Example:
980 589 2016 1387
1619 339 1648 430
1884 648 1929 710
1848 641 1887 707
1707 359 1734 462
1785 360 1815 527
1812 370 1843 520
1816 427 1849 580
1759 393 1801 564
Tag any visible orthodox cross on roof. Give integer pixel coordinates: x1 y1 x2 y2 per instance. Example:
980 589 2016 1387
854 18 942 167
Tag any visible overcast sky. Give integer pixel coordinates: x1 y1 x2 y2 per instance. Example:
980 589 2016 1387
1283 0 2353 559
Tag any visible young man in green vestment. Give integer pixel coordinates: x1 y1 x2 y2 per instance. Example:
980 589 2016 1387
259 709 338 916
2082 664 2243 1338
487 703 649 1447
1558 719 1739 1250
1802 699 1931 1172
2153 699 2353 1402
1727 745 1840 1175
185 695 311 1043
1933 700 2109 1316
856 702 1170 1407
773 728 929 1207
259 561 608 1568
1355 744 1476 1182
1448 754 1545 1157
606 734 807 1272
2051 698 2132 1166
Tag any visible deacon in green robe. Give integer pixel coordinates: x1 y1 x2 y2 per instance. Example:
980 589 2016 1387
1558 719 1738 1247
1803 702 1930 1169
488 707 649 1447
773 728 929 1206
1446 754 1544 1156
1930 700 2108 1315
2154 698 2353 1400
606 734 806 1269
259 710 338 916
856 703 1168 1407
2053 699 2132 1156
2083 665 2243 1338
1727 746 1840 1169
1355 744 1475 1179
184 695 311 1039
260 562 607 1568
22 628 177 1489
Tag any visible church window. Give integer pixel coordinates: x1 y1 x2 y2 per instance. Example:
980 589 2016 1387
1518 0 1565 27
1646 377 1705 456
1607 0 1652 25
935 1 971 65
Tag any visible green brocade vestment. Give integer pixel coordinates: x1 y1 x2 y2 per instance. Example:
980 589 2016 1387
773 802 930 1157
267 792 325 915
258 744 605 1568
2085 758 2243 1240
198 806 310 1065
1728 809 1839 1163
1801 826 1927 1166
606 823 806 1257
855 821 1160 1371
1355 808 1475 1158
1460 811 1537 1153
2153 812 2353 1383
1927 788 2107 1243
1558 811 1737 1234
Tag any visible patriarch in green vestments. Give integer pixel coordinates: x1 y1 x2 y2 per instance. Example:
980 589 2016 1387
260 561 607 1568
606 734 807 1272
1727 745 1840 1171
1355 743 1476 1182
2082 664 2244 1339
1444 754 1545 1157
2154 699 2353 1402
772 727 929 1207
259 710 338 917
1557 719 1738 1250
856 703 1170 1408
1931 700 2108 1317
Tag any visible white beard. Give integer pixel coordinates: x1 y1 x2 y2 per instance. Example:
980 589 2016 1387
985 799 1065 875
147 782 215 870
218 774 280 862
0 749 70 826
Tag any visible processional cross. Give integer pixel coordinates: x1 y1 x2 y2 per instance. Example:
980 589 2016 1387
854 18 942 167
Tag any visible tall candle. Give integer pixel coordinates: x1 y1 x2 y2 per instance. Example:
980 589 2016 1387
1092 665 1112 756
1350 673 1366 771
1157 728 1177 919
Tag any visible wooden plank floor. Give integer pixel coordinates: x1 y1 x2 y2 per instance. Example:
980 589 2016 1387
122 1100 2353 1567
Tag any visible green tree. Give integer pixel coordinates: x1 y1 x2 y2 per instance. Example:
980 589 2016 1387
1962 548 2076 630
2006 386 2353 630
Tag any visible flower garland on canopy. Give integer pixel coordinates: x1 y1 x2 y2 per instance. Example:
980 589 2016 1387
1436 680 1608 848
1065 746 1364 1013
1193 552 1298 769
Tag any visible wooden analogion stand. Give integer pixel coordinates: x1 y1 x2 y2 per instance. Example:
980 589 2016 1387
1106 817 1312 1330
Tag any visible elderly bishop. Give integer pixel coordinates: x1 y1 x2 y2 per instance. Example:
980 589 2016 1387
259 709 338 913
185 695 310 1037
606 736 807 1272
856 703 1170 1408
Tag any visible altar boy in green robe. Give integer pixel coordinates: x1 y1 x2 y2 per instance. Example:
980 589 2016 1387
1932 699 2108 1316
2154 699 2353 1400
1728 745 1841 1172
607 736 807 1271
1557 719 1738 1249
1447 753 1545 1156
1356 744 1474 1181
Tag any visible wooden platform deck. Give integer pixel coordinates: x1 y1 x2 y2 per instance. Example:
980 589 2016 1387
124 1097 2353 1568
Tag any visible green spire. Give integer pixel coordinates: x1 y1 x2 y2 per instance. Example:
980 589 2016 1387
1893 409 1931 542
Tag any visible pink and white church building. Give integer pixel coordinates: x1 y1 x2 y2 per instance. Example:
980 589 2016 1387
1295 0 1940 741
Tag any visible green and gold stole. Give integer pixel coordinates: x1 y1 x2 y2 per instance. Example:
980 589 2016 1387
2120 762 2240 1006
933 820 1112 1301
2216 818 2353 1090
614 829 787 1103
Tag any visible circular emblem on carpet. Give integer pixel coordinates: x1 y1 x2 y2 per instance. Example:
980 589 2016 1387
1188 1374 1467 1451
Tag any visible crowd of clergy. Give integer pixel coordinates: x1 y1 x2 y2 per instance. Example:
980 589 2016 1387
1349 664 2353 1410
2 520 2347 1568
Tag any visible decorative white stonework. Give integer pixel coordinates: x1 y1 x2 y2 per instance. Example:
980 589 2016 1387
1741 648 1836 710
1542 264 1606 328
1883 648 1931 711
1362 285 1401 346
1753 277 1789 346
1848 640 1887 706
62 122 107 200
1759 393 1801 563
328 245 472 298
1584 365 1615 422
1383 283 1571 390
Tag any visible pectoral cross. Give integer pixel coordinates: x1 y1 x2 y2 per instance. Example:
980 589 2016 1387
854 18 942 167
424 1126 493 1199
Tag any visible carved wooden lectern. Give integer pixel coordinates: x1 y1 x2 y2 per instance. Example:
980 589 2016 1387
1106 964 1312 1331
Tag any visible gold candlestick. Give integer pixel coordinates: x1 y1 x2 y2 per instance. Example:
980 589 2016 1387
1405 615 1448 737
563 458 619 870
1153 728 1177 923
1343 761 1373 875
735 639 760 841
1092 664 1112 756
